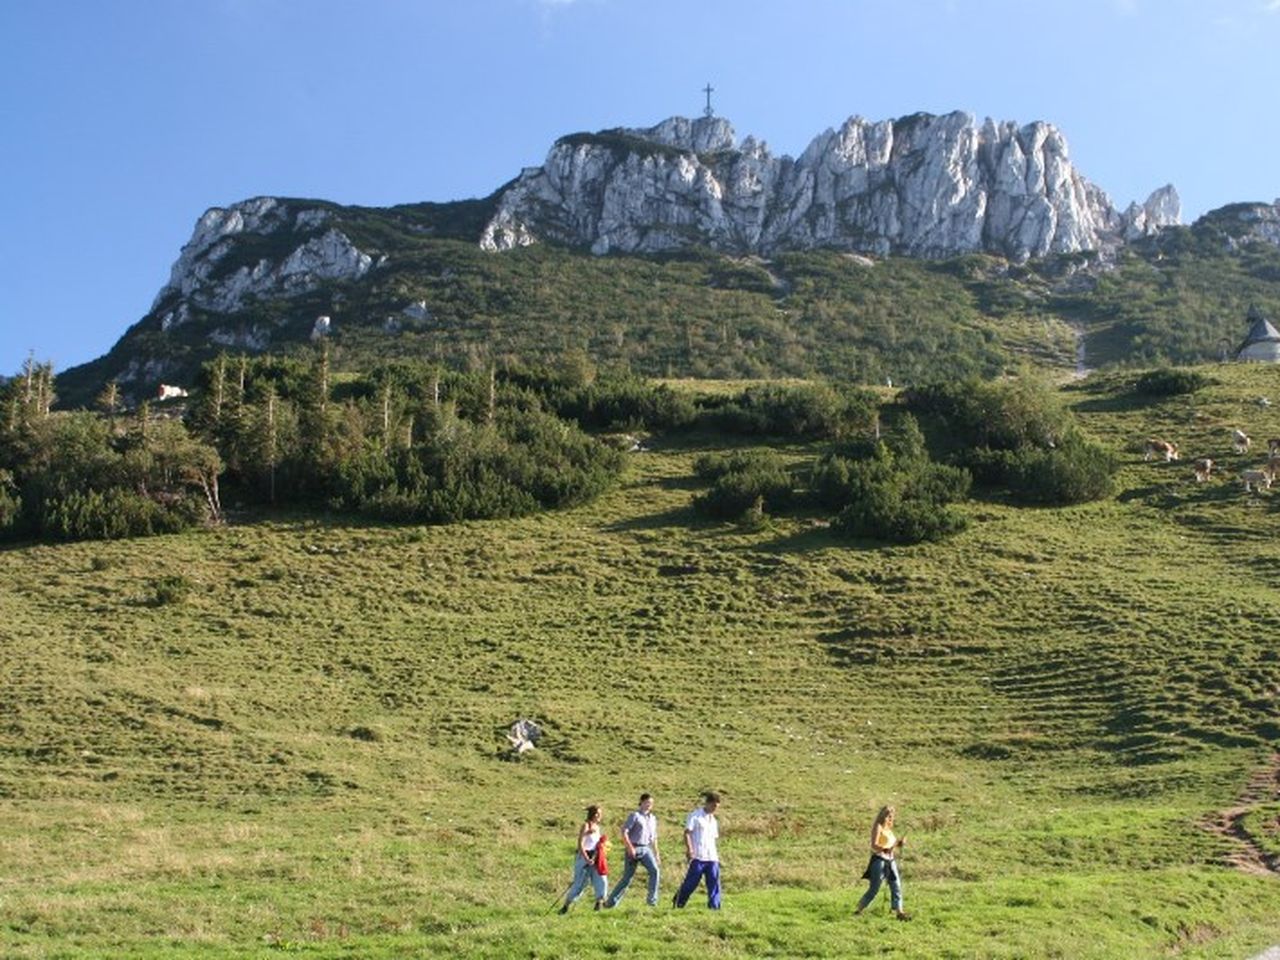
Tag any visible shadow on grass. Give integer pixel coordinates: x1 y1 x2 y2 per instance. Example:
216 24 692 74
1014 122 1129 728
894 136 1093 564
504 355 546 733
604 506 697 533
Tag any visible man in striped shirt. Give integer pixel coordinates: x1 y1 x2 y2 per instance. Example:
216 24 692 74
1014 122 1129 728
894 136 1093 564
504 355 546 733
604 793 661 908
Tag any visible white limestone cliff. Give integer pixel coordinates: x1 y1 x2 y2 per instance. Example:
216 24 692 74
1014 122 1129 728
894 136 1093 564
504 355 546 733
154 198 379 317
480 113 1181 262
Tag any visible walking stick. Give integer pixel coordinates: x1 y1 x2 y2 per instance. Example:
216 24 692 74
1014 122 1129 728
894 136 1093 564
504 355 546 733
548 881 573 914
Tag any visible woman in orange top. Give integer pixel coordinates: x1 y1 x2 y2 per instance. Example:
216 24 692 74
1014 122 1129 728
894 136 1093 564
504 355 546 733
854 805 911 920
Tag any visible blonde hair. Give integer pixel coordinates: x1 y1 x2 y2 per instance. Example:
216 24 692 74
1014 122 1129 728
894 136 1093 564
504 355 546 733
871 805 895 840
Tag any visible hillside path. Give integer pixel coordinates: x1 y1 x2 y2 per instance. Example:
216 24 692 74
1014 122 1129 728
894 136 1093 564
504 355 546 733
1205 753 1280 876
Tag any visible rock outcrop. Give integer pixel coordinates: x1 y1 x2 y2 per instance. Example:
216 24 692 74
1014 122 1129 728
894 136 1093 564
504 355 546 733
153 197 380 320
481 113 1181 262
1209 200 1280 248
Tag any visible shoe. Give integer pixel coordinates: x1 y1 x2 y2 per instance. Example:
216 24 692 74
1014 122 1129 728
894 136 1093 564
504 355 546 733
672 893 681 908
896 911 912 922
853 906 864 917
603 900 615 910
594 900 602 911
558 904 569 915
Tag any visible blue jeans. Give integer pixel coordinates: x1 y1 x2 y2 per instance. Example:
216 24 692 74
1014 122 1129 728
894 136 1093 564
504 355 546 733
606 845 660 906
857 856 902 912
564 853 606 906
674 858 721 909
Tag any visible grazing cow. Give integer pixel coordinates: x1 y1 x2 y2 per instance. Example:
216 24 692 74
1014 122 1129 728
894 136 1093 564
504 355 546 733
156 384 188 400
1268 438 1280 457
1232 429 1251 454
1144 438 1180 462
1241 468 1274 493
1193 458 1214 482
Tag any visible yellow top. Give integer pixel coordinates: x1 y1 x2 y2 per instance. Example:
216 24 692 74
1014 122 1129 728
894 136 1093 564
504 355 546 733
873 824 897 859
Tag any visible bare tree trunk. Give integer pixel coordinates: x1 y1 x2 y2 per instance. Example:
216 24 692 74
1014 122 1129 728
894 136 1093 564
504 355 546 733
381 382 392 450
266 390 277 504
487 363 496 425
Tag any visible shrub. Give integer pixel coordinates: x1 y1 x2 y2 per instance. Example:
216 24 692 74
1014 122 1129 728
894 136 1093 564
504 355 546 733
693 466 793 520
701 384 878 440
38 488 203 540
692 453 794 520
0 469 19 535
968 434 1117 505
834 488 969 544
693 449 788 482
150 574 193 606
1134 368 1213 397
903 376 1071 451
330 408 624 525
823 417 971 544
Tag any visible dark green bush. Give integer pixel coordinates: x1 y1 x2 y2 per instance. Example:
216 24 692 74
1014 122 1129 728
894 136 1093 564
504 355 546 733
692 454 794 520
966 433 1116 504
822 417 971 544
150 574 193 606
0 469 19 535
40 488 202 540
328 408 623 525
834 488 969 544
701 384 878 440
903 376 1071 451
693 449 789 482
1134 368 1213 396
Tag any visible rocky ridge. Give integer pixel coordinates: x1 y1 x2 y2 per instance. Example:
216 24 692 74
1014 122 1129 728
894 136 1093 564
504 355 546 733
480 113 1181 262
152 197 381 321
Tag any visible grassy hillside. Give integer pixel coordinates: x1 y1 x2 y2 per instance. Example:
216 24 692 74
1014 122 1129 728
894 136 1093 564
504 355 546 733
54 195 1280 410
3 364 1280 958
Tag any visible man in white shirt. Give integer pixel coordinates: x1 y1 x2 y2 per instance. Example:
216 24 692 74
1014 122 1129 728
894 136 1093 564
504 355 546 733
672 791 722 909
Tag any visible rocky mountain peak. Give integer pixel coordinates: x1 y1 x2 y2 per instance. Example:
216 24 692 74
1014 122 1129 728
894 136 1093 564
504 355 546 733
480 111 1181 262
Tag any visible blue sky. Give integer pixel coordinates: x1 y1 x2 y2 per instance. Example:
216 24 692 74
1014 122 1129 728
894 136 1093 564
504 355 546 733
3 0 1279 375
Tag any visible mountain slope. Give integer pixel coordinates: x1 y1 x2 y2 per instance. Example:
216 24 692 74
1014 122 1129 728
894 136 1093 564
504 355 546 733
49 114 1280 408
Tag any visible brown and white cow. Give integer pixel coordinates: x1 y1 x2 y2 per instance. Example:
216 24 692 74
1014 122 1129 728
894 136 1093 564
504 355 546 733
1232 429 1251 454
1267 437 1280 457
1144 438 1180 462
1193 458 1214 482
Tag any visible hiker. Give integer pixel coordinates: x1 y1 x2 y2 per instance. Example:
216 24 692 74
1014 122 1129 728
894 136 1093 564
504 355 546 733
604 792 661 908
854 805 911 921
559 804 609 913
673 791 721 909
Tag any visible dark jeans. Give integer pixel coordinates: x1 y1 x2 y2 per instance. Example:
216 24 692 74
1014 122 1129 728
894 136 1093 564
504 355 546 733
674 858 721 909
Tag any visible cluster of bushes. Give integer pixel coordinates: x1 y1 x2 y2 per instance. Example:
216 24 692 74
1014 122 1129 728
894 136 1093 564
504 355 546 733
691 450 794 520
504 358 698 432
815 417 971 543
697 383 879 440
1133 367 1213 397
0 402 221 541
903 376 1116 504
188 352 626 526
1 351 630 542
686 376 1116 544
686 418 970 544
329 406 622 524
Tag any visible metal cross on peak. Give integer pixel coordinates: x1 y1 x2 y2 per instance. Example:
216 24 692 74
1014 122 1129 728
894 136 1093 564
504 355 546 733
702 83 715 118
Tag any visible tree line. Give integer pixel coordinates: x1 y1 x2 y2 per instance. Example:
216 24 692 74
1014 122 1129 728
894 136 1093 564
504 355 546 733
2 352 1116 545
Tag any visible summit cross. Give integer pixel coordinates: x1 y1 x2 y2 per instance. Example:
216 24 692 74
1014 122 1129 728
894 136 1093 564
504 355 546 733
703 83 714 118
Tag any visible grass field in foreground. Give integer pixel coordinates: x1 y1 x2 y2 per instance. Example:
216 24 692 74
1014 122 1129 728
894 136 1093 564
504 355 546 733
1 364 1279 958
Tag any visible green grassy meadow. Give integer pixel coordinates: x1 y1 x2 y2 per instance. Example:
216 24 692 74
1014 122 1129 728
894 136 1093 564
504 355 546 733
3 365 1280 958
